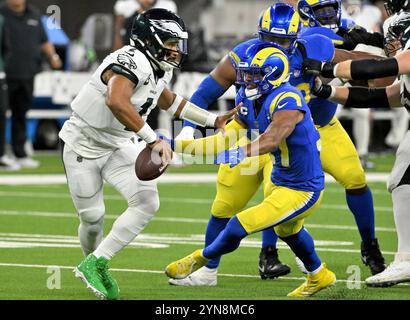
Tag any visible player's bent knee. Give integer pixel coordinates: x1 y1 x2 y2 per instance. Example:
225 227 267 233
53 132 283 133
78 207 105 225
211 199 236 219
275 220 303 238
340 167 367 190
129 189 160 214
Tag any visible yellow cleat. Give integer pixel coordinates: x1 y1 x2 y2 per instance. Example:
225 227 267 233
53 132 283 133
287 263 336 297
165 249 209 279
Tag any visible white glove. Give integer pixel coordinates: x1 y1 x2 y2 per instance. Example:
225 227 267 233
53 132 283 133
170 126 195 167
175 126 195 141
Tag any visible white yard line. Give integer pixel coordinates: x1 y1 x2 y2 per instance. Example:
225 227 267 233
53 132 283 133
0 209 397 232
0 173 391 185
0 190 394 212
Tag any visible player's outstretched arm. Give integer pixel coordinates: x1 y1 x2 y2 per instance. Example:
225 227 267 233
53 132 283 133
244 110 303 158
312 77 402 109
171 116 246 157
181 55 237 133
158 87 238 131
304 50 410 80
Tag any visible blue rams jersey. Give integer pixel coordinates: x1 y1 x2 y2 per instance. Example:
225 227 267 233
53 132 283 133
236 83 324 192
229 34 337 127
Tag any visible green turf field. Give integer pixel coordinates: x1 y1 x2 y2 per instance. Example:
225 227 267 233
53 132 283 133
0 172 408 300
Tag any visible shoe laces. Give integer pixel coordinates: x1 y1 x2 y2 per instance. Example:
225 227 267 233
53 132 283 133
176 256 196 275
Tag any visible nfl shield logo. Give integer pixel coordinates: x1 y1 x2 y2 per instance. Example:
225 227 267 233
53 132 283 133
293 69 301 78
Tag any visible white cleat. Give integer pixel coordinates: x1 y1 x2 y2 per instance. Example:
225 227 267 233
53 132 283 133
168 266 217 287
365 260 410 287
16 157 40 169
0 155 21 171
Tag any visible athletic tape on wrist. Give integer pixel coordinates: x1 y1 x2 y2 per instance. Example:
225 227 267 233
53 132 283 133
137 123 157 144
180 101 218 127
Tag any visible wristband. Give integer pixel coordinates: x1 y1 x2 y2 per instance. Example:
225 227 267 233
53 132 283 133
166 94 183 116
137 123 157 144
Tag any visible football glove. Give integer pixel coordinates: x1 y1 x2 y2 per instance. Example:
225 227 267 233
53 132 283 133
214 147 246 168
311 77 333 99
302 58 336 78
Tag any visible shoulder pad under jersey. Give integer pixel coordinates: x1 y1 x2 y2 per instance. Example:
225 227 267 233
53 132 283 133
301 26 344 47
296 34 335 62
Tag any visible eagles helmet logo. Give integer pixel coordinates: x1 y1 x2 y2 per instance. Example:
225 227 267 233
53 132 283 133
117 54 137 70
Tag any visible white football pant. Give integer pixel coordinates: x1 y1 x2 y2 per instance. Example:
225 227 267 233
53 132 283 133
62 140 159 259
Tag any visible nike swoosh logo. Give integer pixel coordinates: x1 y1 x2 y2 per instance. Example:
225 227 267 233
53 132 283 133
278 102 288 109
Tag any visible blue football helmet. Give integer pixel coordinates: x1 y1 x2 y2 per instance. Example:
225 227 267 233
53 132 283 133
297 0 342 31
258 3 302 54
235 41 290 100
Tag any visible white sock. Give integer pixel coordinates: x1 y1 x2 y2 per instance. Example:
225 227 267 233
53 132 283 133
392 185 410 255
308 264 323 276
93 207 154 260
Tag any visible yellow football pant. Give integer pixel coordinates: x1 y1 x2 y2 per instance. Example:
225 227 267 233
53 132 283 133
237 186 324 237
318 117 366 190
211 153 273 219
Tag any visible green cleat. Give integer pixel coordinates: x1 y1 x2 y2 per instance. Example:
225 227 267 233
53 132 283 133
74 254 108 300
96 257 120 300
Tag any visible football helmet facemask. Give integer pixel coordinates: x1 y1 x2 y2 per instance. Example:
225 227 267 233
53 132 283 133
235 41 290 100
298 0 342 31
384 11 410 55
130 8 188 71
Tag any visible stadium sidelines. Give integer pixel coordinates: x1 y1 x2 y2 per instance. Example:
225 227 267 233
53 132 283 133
0 172 391 185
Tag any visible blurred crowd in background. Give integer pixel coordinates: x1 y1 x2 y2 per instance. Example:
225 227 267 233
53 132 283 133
0 0 406 171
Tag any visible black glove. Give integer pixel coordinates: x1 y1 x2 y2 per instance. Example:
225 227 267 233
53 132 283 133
342 25 384 50
311 77 333 99
302 58 336 78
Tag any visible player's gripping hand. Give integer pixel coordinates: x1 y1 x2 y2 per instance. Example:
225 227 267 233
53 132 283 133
311 77 333 99
214 147 246 168
341 25 369 51
302 58 336 78
214 106 240 133
149 138 173 166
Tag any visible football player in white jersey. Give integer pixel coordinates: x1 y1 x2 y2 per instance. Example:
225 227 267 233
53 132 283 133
59 8 237 300
302 0 410 287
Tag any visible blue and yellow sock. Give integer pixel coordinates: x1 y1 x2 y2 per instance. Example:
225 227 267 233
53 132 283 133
204 215 230 268
346 187 376 242
203 216 247 260
280 227 321 272
262 227 279 248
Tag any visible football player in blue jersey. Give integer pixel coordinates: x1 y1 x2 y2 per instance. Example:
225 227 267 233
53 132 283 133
169 3 385 287
165 43 337 297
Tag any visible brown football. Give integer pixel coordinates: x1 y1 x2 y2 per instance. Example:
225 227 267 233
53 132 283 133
135 145 169 181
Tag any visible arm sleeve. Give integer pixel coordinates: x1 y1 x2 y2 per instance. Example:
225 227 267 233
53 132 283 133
183 75 227 128
174 119 245 156
345 86 390 109
350 58 399 80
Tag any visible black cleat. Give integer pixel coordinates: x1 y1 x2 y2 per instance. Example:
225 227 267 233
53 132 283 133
361 238 386 275
258 246 291 280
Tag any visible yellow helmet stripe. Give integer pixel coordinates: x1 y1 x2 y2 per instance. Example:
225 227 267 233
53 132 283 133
228 51 240 66
261 7 271 31
287 12 300 34
306 0 320 5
